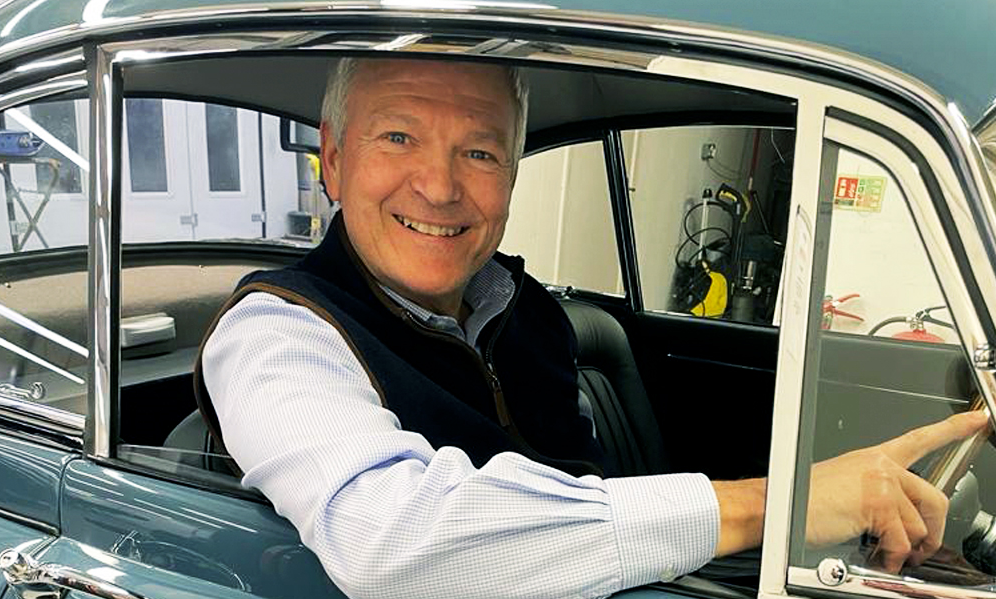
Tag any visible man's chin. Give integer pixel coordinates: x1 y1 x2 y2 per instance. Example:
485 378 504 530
390 276 468 316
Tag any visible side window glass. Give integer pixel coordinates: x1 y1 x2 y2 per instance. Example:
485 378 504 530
500 140 623 295
624 126 793 324
790 142 990 587
117 99 326 474
0 95 90 415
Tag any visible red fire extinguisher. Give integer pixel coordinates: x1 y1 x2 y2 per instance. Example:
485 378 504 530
868 305 952 343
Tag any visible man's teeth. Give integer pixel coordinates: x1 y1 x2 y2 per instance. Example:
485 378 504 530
397 216 465 237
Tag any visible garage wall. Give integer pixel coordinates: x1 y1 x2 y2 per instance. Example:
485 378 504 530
501 141 624 294
823 149 956 342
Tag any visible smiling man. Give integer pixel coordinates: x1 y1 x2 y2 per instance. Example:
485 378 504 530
198 57 988 599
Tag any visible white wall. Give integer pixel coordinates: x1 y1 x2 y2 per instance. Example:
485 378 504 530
823 149 955 341
501 141 622 294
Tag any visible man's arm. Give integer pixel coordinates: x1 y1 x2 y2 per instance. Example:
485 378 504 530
203 292 720 599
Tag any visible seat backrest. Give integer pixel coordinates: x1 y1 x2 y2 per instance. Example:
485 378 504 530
166 299 669 477
559 299 669 476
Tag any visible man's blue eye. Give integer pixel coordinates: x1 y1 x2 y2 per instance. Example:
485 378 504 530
386 132 407 144
468 149 493 161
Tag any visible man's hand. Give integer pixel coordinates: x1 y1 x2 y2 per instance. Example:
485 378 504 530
806 410 989 572
712 411 989 569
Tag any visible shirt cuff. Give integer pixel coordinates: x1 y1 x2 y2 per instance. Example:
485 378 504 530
604 472 719 589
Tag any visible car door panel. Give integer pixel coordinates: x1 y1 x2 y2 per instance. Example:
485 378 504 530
0 434 72 527
625 312 778 480
59 459 344 599
0 432 74 596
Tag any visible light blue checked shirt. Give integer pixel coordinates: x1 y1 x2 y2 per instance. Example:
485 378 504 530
202 259 720 599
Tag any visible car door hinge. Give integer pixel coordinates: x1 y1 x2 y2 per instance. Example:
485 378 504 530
974 343 995 370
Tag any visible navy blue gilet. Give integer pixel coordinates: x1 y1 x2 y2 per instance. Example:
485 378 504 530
195 215 608 478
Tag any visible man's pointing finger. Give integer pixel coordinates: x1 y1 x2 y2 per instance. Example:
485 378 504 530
879 410 989 468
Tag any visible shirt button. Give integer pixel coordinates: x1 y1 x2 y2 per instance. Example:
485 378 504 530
660 566 676 582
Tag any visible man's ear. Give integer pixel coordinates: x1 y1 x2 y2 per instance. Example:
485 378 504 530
319 122 341 202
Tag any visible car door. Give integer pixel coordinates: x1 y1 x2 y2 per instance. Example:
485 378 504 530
755 49 996 599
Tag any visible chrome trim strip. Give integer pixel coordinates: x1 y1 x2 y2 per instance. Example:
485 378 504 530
0 71 85 113
0 394 83 435
0 48 84 88
788 565 996 599
0 505 58 537
101 30 655 72
85 44 117 459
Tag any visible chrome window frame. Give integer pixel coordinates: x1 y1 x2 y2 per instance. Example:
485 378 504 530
22 7 987 597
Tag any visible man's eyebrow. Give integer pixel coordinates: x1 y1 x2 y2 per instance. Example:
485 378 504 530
467 129 510 148
367 110 422 127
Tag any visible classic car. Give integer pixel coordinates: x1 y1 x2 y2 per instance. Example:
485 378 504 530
0 1 994 598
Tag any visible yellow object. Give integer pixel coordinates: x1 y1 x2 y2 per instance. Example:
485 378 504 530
307 154 321 179
691 269 728 317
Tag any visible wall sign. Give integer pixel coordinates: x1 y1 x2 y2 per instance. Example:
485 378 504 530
833 174 886 212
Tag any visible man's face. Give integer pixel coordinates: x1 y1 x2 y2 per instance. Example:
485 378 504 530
321 59 517 317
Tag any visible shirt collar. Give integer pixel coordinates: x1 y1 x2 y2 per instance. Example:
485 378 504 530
379 258 515 349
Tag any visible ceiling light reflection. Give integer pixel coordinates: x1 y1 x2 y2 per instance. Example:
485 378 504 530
14 54 84 73
81 0 111 24
0 336 84 384
5 108 89 171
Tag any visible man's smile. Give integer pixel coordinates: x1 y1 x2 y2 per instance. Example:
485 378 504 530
393 214 469 238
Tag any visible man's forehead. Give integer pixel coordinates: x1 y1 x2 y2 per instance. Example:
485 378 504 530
350 59 516 135
352 59 514 106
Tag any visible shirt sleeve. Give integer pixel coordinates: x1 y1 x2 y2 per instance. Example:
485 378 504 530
202 292 720 599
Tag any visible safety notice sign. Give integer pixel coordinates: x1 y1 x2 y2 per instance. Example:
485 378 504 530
833 175 886 212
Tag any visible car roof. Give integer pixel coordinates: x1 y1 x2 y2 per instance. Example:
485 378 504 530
0 0 993 126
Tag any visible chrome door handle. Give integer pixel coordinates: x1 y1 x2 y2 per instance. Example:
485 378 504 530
0 549 149 599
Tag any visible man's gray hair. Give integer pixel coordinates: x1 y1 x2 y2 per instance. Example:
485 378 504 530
321 57 529 166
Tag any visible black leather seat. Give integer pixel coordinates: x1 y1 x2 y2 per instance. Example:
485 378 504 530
163 408 234 472
560 299 668 476
166 299 668 477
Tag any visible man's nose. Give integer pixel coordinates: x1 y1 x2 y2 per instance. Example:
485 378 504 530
410 150 461 205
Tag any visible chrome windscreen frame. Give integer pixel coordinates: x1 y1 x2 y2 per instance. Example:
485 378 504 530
84 43 119 458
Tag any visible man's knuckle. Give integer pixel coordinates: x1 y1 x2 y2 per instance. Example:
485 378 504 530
909 521 928 544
